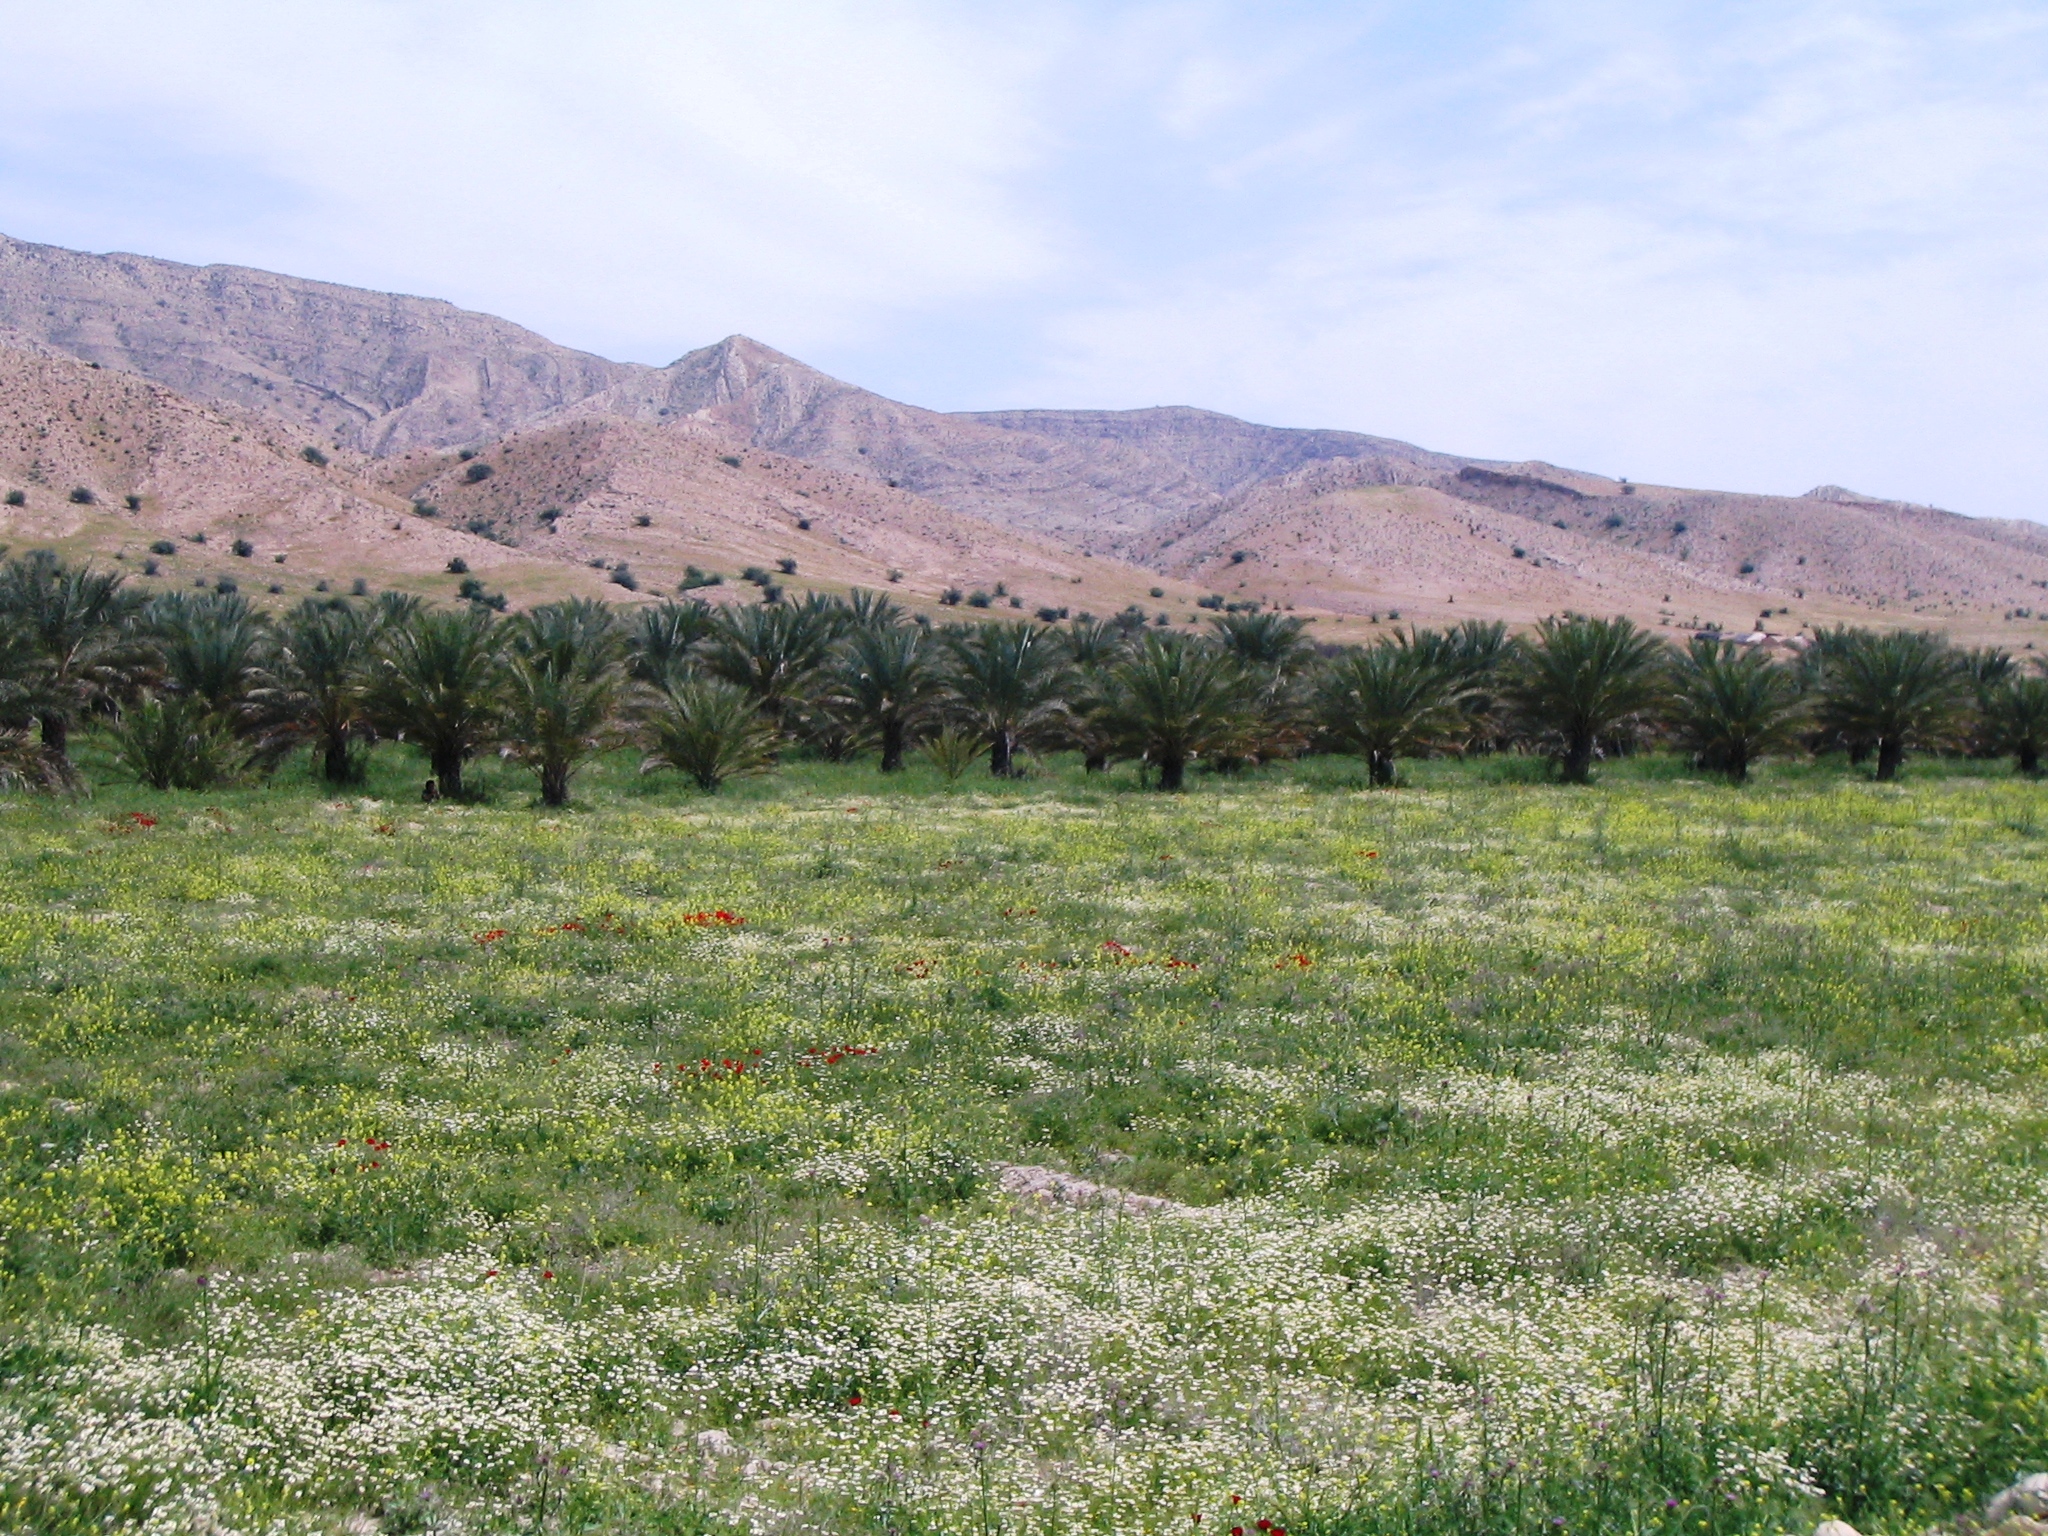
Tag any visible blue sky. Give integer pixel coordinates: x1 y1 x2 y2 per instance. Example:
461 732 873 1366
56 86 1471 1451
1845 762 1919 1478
1 1 2045 518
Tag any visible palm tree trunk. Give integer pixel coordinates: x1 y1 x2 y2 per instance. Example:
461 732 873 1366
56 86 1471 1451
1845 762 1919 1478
1083 749 1108 773
1874 738 1903 782
880 719 905 773
1368 750 1394 787
1561 731 1595 785
322 732 353 785
1726 746 1749 785
40 713 69 760
1157 750 1186 791
2019 741 2040 776
540 760 569 807
989 730 1014 777
433 746 465 800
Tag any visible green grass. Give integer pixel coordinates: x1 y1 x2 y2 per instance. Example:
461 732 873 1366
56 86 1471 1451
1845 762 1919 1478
1 746 2045 1535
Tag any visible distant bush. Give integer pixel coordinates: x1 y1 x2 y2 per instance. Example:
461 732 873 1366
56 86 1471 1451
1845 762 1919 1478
1196 594 1224 611
267 583 283 594
1739 561 1756 575
720 455 741 468
1035 606 1062 623
350 577 368 596
680 566 722 591
796 517 811 530
124 494 142 511
68 487 95 505
1229 550 1249 564
214 576 238 594
2 490 23 507
886 568 903 583
412 500 438 518
742 566 772 586
633 513 652 527
187 531 207 544
610 564 638 591
939 588 962 606
967 590 992 609
446 557 468 575
457 577 507 611
142 558 159 576
759 583 783 604
462 462 494 483
149 539 177 556
231 538 254 558
1672 521 1688 534
776 557 797 575
1149 587 1164 598
539 507 562 527
300 446 328 467
457 449 477 462
1602 514 1624 529
1512 546 1526 559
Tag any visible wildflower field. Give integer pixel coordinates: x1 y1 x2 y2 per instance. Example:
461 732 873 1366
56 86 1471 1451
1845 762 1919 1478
2 752 2046 1536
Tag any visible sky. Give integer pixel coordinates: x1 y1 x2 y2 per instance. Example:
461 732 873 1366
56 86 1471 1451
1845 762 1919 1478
1 0 2045 518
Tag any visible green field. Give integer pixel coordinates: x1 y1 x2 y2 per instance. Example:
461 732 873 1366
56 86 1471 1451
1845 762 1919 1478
2 751 2046 1536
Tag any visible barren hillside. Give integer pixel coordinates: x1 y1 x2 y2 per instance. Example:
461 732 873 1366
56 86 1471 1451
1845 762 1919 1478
4 230 2046 641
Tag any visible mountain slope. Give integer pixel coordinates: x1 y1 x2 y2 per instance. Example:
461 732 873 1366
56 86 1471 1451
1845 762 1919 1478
4 231 2045 641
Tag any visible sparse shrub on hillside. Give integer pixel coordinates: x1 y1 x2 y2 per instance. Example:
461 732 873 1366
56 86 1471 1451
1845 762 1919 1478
680 565 722 591
1230 549 1250 563
539 506 562 527
1149 587 1164 598
967 590 992 609
300 446 328 467
232 538 254 558
1196 594 1224 610
214 576 238 595
720 454 742 468
3 489 24 506
887 567 903 582
609 564 638 591
124 494 142 511
457 448 477 462
187 531 206 544
350 578 369 596
68 487 95 504
462 462 493 483
149 540 177 556
445 557 468 575
939 587 962 606
412 500 438 518
456 577 507 612
633 513 652 527
777 557 798 575
796 517 811 530
742 566 772 586
142 559 159 576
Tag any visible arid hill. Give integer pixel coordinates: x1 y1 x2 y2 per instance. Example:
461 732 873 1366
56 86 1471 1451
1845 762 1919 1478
3 230 2045 641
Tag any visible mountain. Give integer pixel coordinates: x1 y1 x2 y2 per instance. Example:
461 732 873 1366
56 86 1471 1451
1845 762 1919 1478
3 230 2045 641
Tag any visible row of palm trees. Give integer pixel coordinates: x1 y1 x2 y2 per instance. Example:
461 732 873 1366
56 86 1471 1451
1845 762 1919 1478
0 550 2041 800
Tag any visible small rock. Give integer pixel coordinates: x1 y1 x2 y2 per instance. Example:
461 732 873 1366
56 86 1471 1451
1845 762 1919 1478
694 1428 739 1459
1989 1476 2048 1526
1815 1521 1862 1536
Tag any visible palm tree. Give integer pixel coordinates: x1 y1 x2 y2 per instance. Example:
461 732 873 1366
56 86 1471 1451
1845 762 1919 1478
499 598 625 806
842 588 906 632
1097 632 1250 790
638 676 780 792
626 600 718 684
825 624 945 771
1316 640 1470 786
1061 619 1130 772
247 599 383 784
1813 628 1967 781
1985 671 2048 775
1665 638 1806 783
699 601 839 727
367 606 501 798
1502 614 1668 783
0 619 78 792
146 589 273 719
944 621 1071 776
0 550 146 761
1208 610 1316 677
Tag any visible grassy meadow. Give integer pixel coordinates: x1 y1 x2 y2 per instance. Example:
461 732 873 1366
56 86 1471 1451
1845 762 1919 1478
1 748 2046 1535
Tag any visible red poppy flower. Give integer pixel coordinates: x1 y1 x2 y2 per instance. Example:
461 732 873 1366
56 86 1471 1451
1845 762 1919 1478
848 1393 863 1406
1102 940 1133 958
542 1270 554 1280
